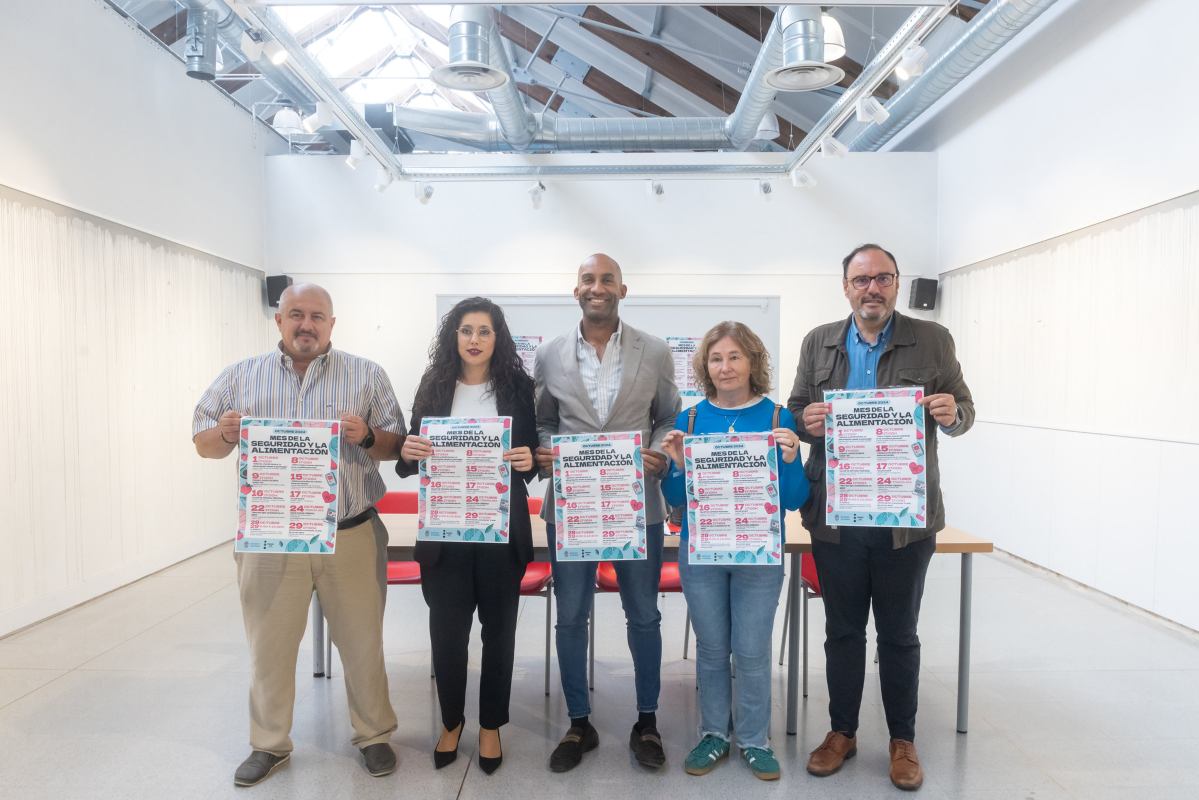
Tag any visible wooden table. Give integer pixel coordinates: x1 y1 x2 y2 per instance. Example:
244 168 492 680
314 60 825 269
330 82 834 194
313 512 992 734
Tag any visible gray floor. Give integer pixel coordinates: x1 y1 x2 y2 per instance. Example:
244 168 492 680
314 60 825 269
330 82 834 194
2 548 1198 800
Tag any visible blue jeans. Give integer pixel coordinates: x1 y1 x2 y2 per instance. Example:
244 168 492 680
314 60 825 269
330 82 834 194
546 522 664 719
679 556 784 750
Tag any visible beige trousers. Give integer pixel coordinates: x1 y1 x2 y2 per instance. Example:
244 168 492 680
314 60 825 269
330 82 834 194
235 516 396 755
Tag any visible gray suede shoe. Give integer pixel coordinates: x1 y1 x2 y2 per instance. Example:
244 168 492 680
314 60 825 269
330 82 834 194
361 742 397 777
233 751 290 787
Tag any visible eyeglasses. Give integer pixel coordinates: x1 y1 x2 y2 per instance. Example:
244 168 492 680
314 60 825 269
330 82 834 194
457 326 494 340
848 273 897 290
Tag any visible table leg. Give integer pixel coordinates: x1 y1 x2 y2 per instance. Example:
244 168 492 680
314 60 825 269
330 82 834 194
312 594 326 678
956 552 973 733
787 550 801 735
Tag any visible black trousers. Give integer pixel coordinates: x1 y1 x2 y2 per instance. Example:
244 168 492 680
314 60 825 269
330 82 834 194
420 544 523 730
811 528 935 741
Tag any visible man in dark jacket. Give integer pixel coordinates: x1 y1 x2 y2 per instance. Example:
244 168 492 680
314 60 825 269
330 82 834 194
787 244 974 791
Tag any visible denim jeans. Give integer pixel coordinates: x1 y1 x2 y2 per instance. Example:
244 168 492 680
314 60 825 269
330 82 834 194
811 527 936 741
678 556 784 750
546 522 664 719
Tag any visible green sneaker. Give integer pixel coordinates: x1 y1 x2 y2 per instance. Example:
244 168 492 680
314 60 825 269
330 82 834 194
684 735 730 776
742 746 780 781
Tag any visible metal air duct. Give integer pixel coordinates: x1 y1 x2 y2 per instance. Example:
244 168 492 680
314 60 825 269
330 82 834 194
850 0 1059 151
764 6 845 92
431 5 509 91
184 2 217 80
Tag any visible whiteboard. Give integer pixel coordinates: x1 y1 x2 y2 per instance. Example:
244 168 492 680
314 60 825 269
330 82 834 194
435 294 783 401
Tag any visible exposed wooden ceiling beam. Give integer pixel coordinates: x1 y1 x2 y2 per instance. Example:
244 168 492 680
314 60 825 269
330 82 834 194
579 6 802 147
496 11 672 119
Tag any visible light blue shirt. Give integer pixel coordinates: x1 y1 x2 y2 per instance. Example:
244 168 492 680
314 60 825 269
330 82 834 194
845 314 895 390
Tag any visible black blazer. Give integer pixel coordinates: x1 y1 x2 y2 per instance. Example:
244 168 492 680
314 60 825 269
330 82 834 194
396 376 538 568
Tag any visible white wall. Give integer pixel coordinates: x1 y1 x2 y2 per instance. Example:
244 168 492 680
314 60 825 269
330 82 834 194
906 0 1199 629
895 0 1199 272
0 0 278 634
0 0 283 267
264 153 939 490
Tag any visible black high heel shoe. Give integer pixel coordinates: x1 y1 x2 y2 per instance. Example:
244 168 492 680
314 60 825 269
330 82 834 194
478 728 503 775
433 719 464 769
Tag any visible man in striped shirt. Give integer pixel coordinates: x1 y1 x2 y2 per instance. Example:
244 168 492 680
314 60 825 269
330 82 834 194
193 283 404 787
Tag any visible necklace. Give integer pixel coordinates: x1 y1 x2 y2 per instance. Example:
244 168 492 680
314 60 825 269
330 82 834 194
711 398 752 433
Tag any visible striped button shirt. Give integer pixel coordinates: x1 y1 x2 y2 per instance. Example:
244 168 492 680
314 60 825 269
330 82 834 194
192 344 404 520
575 322 623 426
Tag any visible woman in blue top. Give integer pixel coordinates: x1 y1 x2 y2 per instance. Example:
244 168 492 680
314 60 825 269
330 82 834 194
661 321 808 781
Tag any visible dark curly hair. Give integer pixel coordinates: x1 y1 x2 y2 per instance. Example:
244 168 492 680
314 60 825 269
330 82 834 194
411 297 532 419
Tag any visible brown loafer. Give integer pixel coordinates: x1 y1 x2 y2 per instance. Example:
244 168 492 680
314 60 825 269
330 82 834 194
889 739 924 790
806 731 856 777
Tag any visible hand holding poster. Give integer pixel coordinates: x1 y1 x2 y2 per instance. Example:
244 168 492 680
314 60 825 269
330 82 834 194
824 387 927 528
552 431 647 561
418 416 512 542
513 335 542 377
684 433 782 565
237 418 340 554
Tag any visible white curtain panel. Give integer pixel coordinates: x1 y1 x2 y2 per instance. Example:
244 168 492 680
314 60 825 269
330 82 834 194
0 187 270 634
937 192 1199 445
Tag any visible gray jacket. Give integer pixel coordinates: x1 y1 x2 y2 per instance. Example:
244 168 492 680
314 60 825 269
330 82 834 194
787 311 974 548
534 322 681 525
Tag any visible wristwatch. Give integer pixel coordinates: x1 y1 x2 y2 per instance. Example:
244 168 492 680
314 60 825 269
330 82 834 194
360 425 376 449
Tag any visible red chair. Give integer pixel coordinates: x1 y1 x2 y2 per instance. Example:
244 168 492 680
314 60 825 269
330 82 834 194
375 491 418 514
779 553 821 697
590 561 691 690
520 561 554 695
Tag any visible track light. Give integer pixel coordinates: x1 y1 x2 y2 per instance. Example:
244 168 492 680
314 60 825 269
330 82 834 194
895 45 928 81
528 181 545 208
344 140 364 170
790 170 817 189
272 107 303 134
264 42 289 66
239 30 264 61
820 136 848 158
302 101 333 134
821 14 846 63
754 112 780 142
855 96 890 125
373 166 393 193
415 182 434 204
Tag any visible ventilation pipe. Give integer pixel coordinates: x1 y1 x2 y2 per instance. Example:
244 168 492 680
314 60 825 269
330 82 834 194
764 6 844 92
433 5 537 150
850 0 1059 151
184 1 217 80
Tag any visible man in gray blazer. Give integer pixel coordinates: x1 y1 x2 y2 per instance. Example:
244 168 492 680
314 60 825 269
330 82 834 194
533 253 681 773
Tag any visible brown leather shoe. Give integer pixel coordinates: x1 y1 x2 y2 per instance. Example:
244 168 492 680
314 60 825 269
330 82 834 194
889 739 924 790
806 731 856 776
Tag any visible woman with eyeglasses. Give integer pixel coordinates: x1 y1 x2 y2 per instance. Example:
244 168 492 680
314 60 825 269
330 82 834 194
396 297 537 775
660 321 808 781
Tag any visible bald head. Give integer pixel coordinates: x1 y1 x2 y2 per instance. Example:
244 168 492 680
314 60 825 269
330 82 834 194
275 282 336 364
574 253 627 325
279 282 334 316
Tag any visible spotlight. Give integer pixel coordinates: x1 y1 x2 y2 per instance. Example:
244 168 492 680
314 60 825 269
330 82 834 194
790 170 817 188
821 14 846 63
272 107 303 134
239 30 264 61
302 101 333 134
373 166 393 193
855 96 890 125
753 112 780 142
528 181 545 208
265 42 289 66
819 136 848 158
895 45 928 82
415 182 434 204
344 139 365 169
759 180 773 196
647 180 665 197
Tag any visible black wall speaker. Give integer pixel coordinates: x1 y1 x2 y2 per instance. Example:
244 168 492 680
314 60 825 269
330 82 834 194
266 275 293 307
908 277 938 311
